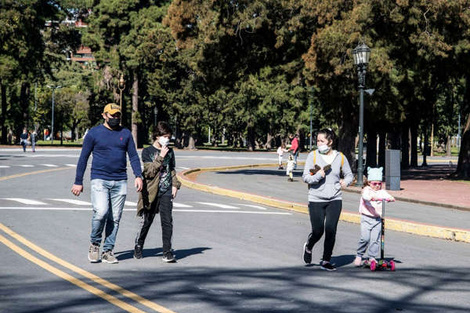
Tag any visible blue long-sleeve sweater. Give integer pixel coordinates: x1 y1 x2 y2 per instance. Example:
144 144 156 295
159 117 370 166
74 124 142 185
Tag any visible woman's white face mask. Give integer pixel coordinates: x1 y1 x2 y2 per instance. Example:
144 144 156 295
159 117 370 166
158 137 170 147
317 144 330 154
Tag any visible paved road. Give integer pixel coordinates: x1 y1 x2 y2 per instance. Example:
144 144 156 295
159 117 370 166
1 149 469 313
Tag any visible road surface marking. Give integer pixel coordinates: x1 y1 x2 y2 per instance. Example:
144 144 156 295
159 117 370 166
0 167 72 182
2 198 47 205
197 202 239 209
0 234 147 313
238 204 267 210
41 164 59 167
174 209 291 215
19 165 34 167
0 165 10 168
0 206 290 215
48 199 91 206
65 164 77 167
0 223 177 313
173 202 193 208
125 201 137 206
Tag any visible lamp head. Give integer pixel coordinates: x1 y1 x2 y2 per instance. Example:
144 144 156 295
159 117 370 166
352 43 371 66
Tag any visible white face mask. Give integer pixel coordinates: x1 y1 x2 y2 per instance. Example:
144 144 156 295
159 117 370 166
158 137 170 147
318 144 330 154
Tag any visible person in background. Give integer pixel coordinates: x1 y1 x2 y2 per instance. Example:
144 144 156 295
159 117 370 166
19 128 29 152
134 121 181 263
71 103 143 264
301 128 354 271
277 143 288 170
288 134 300 170
286 154 295 182
31 129 37 152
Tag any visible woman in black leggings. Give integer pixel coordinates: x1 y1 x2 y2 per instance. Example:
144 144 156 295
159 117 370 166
301 129 354 271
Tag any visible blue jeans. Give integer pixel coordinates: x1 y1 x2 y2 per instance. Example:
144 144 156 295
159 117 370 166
90 179 127 251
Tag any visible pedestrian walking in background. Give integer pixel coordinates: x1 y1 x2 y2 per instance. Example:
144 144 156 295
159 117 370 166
277 143 288 170
19 128 29 152
286 154 295 182
134 121 181 263
354 167 395 267
30 130 37 152
301 128 354 271
71 103 143 264
288 134 300 169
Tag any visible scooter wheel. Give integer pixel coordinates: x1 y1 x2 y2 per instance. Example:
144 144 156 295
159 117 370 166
370 260 377 271
389 260 396 271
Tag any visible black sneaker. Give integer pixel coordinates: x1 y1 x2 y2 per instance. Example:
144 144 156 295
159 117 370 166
321 261 336 271
303 243 312 264
134 244 143 259
162 251 176 263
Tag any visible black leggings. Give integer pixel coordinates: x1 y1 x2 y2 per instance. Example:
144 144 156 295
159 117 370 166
306 200 342 262
135 194 173 253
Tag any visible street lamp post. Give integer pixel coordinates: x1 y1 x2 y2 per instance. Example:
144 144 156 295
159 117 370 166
48 85 61 145
352 43 371 186
118 74 125 124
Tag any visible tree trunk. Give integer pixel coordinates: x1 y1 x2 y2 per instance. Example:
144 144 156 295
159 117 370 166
366 129 377 168
265 133 273 150
246 125 255 151
401 125 410 169
132 75 139 148
20 82 30 128
422 124 429 166
454 113 470 179
378 131 386 168
0 82 7 144
337 118 356 174
187 135 196 150
410 124 418 167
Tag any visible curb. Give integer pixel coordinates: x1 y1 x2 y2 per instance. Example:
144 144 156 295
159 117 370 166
178 164 470 244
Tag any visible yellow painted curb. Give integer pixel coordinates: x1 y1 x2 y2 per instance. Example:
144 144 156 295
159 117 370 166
178 164 470 244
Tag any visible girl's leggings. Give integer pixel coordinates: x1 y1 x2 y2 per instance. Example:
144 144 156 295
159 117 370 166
306 200 342 262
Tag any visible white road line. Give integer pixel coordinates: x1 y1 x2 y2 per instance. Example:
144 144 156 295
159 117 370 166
125 201 137 206
174 209 291 215
173 202 193 208
48 199 91 206
41 164 59 167
19 165 34 168
177 167 190 170
238 204 267 210
0 165 10 168
0 207 291 215
0 207 93 211
2 198 47 205
65 164 77 167
196 202 239 209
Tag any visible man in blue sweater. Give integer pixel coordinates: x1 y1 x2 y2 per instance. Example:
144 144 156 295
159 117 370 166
71 103 143 264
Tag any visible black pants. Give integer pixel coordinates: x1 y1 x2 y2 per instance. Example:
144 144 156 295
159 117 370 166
135 194 173 253
306 200 342 262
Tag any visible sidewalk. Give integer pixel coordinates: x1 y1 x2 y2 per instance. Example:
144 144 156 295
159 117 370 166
179 162 470 243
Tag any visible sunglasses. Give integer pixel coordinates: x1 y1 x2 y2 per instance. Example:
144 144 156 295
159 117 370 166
370 182 382 186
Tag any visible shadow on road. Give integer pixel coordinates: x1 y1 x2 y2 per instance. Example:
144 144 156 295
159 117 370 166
4 265 469 312
115 247 212 261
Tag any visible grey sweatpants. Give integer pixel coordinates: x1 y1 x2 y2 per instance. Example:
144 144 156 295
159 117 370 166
356 214 382 260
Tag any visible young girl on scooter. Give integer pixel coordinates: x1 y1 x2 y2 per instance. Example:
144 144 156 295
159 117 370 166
354 167 395 267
